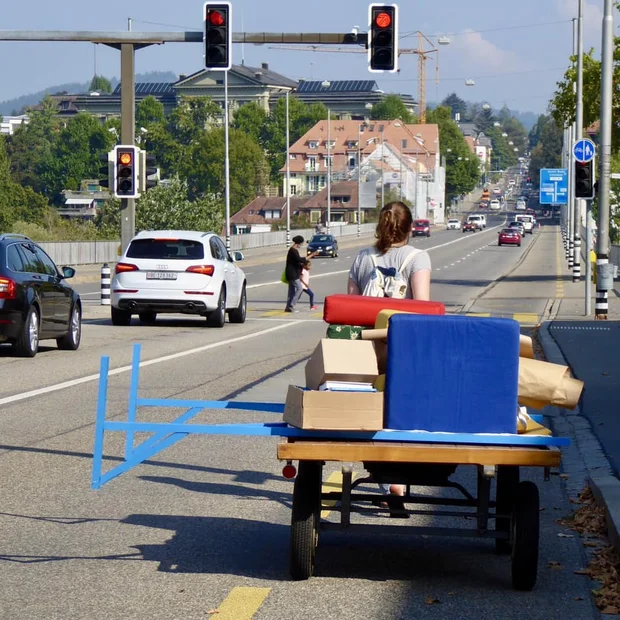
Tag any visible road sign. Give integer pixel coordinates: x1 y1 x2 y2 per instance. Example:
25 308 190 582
539 168 568 205
573 138 596 163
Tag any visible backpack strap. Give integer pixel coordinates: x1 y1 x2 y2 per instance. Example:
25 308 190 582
398 248 420 274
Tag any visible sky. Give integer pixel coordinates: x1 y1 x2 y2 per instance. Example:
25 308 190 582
0 0 618 114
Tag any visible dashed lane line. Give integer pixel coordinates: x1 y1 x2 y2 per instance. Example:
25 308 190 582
213 587 271 620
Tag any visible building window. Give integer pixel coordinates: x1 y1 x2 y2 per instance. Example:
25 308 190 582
308 176 319 192
309 141 318 149
249 210 254 214
308 156 317 171
291 185 297 195
325 140 335 150
290 173 297 178
290 154 297 159
319 176 326 187
401 139 407 149
324 155 333 168
310 210 321 223
216 79 224 85
348 156 356 168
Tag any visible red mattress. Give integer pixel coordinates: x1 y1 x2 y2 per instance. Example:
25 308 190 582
323 294 445 327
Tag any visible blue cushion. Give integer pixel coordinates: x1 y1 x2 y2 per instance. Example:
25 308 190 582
385 314 519 434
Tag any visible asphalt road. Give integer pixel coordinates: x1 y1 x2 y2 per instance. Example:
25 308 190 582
0 219 599 619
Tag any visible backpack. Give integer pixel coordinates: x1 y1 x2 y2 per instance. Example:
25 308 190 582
362 249 418 299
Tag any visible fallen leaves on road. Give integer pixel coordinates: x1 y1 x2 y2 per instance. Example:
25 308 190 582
206 610 220 615
548 560 563 570
560 486 620 614
424 597 440 605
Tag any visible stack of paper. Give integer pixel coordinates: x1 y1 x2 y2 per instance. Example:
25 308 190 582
318 381 377 392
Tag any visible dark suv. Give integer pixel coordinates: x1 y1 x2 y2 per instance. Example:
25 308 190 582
0 234 82 357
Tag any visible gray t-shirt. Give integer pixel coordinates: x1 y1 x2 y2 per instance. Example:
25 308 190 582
349 245 432 299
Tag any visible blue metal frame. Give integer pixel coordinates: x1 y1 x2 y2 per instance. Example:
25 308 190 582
91 344 568 490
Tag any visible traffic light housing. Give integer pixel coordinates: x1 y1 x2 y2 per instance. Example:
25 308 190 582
575 159 595 199
368 3 398 73
114 145 139 199
204 2 232 70
98 151 113 189
139 149 159 192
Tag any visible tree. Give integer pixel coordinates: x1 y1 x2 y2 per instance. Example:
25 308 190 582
441 93 468 120
425 106 480 200
167 95 221 146
475 107 496 134
233 102 268 146
88 75 113 94
370 94 415 123
181 127 268 213
136 95 165 128
527 115 563 186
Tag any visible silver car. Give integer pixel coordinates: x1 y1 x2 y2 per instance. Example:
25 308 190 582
110 230 246 327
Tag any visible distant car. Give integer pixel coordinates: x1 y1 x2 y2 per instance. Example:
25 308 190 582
493 187 502 195
508 179 516 186
515 214 535 234
489 199 501 210
412 219 431 237
0 234 82 357
111 230 247 327
498 228 522 247
508 221 525 236
307 234 338 257
463 221 478 233
516 199 527 210
467 214 485 229
446 219 461 230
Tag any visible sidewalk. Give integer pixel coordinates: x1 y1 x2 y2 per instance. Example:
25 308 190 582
538 229 620 553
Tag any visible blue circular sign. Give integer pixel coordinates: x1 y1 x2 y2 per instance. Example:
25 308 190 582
573 139 596 163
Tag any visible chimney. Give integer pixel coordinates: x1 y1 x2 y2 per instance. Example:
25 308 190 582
255 71 263 78
261 62 269 70
179 74 187 81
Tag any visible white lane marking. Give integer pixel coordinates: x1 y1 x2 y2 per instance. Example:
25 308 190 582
247 220 507 289
79 292 100 297
0 322 299 407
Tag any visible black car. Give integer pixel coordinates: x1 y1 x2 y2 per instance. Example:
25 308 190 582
0 234 82 357
307 234 339 258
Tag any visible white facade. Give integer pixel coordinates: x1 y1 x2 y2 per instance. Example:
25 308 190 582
0 115 29 135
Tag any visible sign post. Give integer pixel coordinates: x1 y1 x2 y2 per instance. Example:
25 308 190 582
539 169 568 205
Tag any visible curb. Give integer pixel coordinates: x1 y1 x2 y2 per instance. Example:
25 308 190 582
539 320 620 553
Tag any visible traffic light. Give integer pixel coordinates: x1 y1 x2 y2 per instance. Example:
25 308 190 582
138 149 159 192
204 2 232 70
575 159 595 199
114 145 139 199
98 151 113 189
368 4 398 73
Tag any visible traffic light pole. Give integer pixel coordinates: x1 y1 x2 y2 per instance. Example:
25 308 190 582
120 43 136 254
573 2 583 285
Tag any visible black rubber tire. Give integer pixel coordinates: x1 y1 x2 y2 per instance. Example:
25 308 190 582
511 481 540 591
111 306 132 326
138 311 157 324
518 243 522 247
228 285 246 324
13 306 40 358
290 461 322 581
495 466 519 554
498 242 502 247
57 303 82 350
206 288 226 328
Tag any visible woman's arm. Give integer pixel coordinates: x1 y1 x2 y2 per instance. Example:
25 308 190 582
410 268 431 301
347 276 361 295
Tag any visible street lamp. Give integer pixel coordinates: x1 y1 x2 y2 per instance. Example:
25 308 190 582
285 91 291 247
357 123 365 237
323 80 331 233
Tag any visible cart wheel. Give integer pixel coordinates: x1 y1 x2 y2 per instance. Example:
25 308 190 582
290 460 322 581
495 466 519 554
511 481 540 591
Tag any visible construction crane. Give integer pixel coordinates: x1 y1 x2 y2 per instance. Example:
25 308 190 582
268 31 442 122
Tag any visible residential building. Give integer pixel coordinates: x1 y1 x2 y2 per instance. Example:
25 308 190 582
294 80 416 120
230 197 306 234
58 180 110 221
281 119 446 223
0 114 29 135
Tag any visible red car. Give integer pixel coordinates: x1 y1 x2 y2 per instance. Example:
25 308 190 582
498 228 522 247
412 219 431 237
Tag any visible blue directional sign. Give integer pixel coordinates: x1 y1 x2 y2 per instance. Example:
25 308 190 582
573 138 596 163
539 168 568 205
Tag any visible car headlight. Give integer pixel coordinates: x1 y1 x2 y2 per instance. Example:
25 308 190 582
325 246 332 250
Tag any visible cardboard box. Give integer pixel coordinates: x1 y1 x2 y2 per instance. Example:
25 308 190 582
305 339 379 391
284 385 384 430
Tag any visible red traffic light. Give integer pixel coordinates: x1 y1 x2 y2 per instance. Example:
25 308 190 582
207 9 225 26
374 11 392 28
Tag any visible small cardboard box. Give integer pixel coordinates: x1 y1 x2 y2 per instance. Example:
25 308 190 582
305 339 379 391
284 385 384 430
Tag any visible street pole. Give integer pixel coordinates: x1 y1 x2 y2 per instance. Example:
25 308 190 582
326 108 331 234
357 124 362 237
567 125 574 262
568 18 577 270
381 130 385 207
120 43 135 254
595 0 614 320
573 0 583 285
224 70 231 251
285 91 291 247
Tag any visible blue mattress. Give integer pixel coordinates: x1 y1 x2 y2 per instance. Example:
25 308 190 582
385 314 520 434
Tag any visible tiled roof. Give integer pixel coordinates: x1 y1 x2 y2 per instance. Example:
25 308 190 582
296 80 378 93
231 196 306 224
176 65 297 89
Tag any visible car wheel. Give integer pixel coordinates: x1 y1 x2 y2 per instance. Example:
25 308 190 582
139 311 157 324
57 303 82 350
207 288 226 328
518 242 522 247
228 285 246 324
498 242 502 246
111 306 132 326
13 305 40 358
426 232 430 237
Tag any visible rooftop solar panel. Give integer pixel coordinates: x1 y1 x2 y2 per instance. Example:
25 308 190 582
297 80 377 93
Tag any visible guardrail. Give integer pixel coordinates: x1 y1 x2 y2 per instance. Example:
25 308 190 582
38 224 378 265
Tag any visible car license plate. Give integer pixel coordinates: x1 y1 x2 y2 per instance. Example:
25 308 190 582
146 271 177 280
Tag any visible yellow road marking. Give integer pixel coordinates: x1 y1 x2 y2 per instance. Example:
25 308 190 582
466 312 491 317
214 587 271 620
513 313 540 324
260 310 288 317
321 470 357 519
311 312 323 319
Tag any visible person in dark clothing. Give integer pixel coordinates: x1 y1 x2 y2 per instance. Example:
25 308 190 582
285 236 317 312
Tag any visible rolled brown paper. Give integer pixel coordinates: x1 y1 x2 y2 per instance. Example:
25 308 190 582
520 334 535 359
518 357 584 410
361 328 389 341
